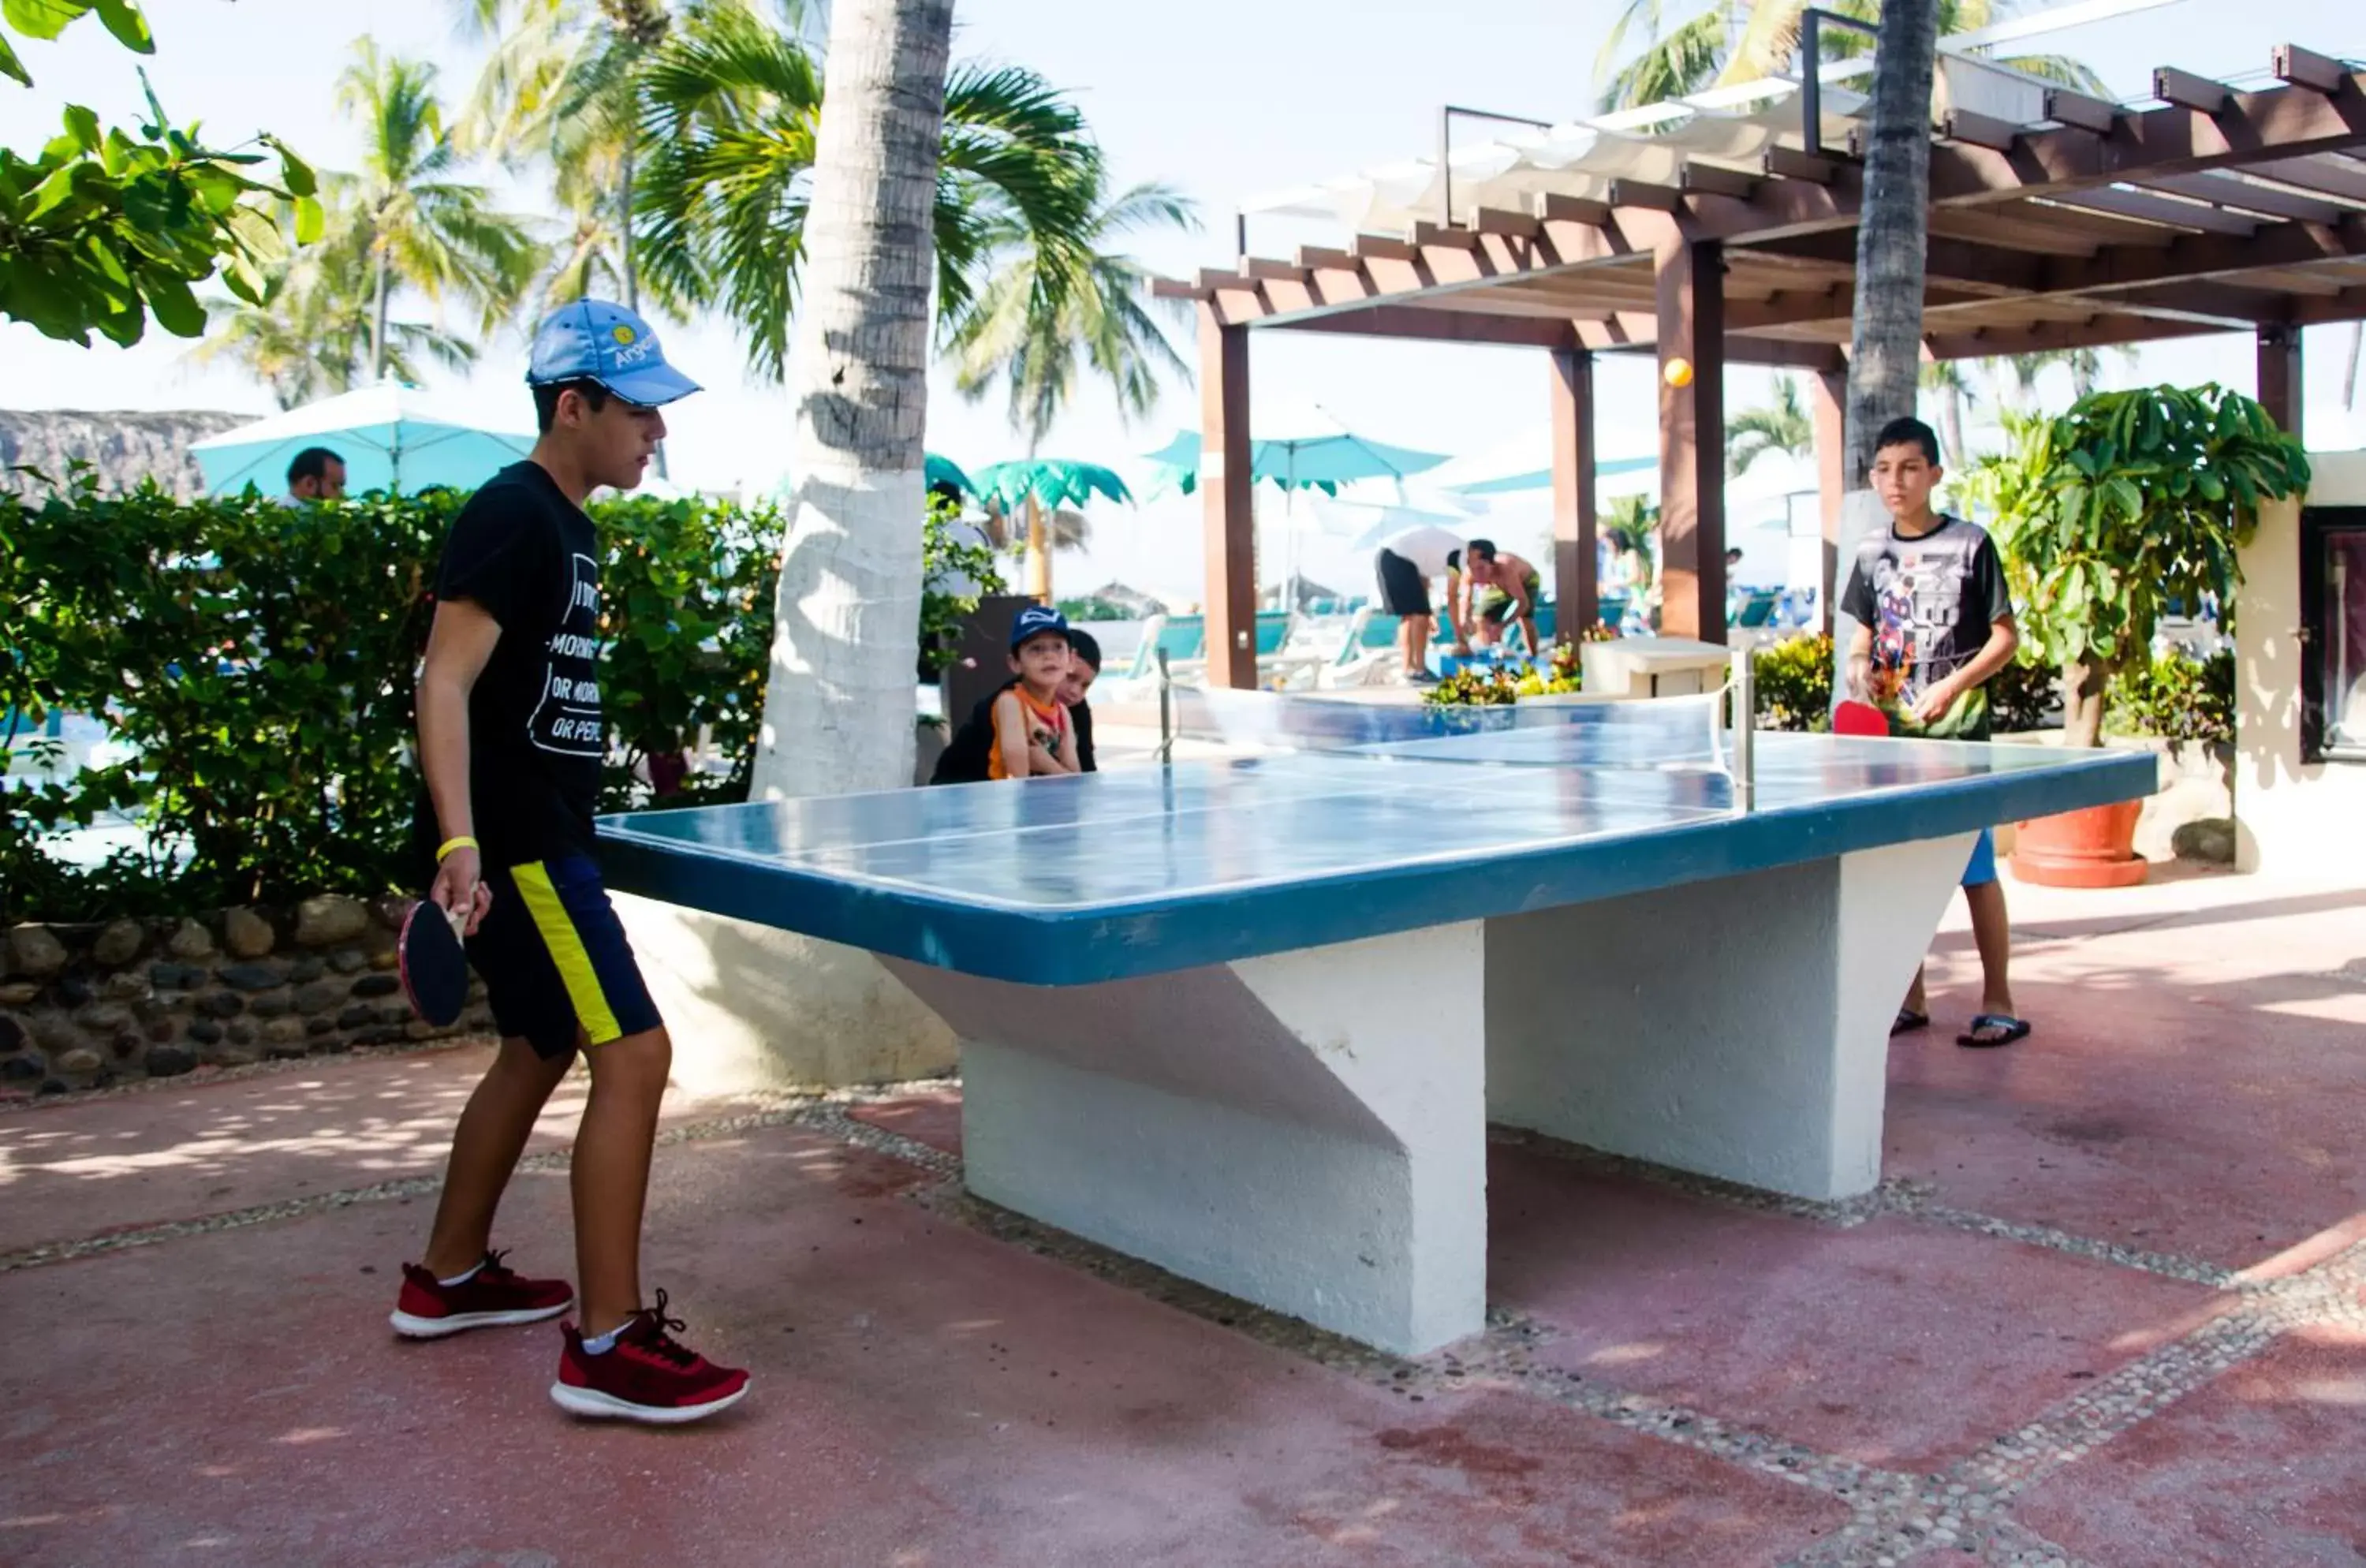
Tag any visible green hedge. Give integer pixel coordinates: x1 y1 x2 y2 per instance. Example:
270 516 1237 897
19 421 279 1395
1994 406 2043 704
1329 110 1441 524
2 476 995 924
2107 645 2233 745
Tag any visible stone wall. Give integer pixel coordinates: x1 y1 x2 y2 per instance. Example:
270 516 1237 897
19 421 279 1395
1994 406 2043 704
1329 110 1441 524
1 896 489 1096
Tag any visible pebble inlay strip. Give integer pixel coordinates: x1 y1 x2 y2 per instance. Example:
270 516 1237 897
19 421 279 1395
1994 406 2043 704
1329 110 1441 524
6 1079 2360 1568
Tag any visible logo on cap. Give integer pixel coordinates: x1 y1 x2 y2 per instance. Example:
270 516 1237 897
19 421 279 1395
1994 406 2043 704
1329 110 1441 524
611 325 636 345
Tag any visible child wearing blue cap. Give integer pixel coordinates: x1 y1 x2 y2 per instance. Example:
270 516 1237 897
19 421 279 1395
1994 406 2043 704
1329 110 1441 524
988 605 1083 780
398 299 748 1424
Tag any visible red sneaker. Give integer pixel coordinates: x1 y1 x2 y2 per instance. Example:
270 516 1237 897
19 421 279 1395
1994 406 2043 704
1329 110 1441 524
390 1250 573 1338
549 1290 750 1424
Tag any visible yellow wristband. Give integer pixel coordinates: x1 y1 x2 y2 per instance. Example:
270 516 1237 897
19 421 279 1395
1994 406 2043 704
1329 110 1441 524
435 836 480 864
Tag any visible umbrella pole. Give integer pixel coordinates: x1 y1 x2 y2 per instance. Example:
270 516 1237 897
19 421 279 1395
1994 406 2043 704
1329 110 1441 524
1025 493 1051 604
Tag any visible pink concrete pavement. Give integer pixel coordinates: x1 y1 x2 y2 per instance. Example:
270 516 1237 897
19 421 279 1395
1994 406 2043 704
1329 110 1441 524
2 866 2361 1566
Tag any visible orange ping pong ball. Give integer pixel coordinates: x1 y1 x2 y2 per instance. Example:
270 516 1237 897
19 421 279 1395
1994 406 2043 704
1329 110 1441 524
1663 357 1695 387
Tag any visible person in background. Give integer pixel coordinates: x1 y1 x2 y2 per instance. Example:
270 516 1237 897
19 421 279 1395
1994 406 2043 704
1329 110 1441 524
984 606 1082 779
1461 539 1543 657
286 446 347 502
932 625 1101 785
1371 527 1466 685
1840 415 2027 1050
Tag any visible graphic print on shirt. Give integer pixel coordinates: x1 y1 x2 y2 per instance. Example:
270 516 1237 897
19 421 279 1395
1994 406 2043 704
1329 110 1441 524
1866 549 1965 707
528 552 603 756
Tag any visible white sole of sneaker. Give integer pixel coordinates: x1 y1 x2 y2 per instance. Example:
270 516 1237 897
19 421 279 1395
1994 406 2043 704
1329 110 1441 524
389 1302 570 1339
547 1380 749 1424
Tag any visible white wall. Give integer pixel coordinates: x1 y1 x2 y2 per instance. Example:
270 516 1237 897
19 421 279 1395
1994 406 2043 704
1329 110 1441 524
2234 450 2366 876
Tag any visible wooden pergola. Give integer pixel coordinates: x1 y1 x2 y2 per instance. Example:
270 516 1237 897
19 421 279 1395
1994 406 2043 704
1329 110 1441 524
1155 46 2366 688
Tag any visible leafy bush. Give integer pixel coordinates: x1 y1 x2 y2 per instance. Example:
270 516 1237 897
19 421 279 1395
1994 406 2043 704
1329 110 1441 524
1751 633 1833 732
1987 655 2060 734
2107 645 2233 745
3 472 987 923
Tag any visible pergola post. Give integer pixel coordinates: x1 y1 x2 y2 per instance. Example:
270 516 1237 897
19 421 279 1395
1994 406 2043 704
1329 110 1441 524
1812 367 1848 633
1200 309 1256 689
1655 237 1726 644
2256 325 2304 446
1549 345 1598 640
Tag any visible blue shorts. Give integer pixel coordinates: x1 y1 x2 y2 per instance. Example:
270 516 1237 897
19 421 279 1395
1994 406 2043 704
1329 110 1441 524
468 853 662 1059
1962 827 1998 889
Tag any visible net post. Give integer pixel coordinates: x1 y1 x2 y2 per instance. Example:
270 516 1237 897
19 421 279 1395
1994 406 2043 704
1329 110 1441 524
1730 647 1756 812
1156 648 1174 766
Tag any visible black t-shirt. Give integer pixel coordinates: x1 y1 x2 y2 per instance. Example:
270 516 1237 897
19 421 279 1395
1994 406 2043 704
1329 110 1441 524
1839 513 2013 739
931 680 1095 784
413 461 606 865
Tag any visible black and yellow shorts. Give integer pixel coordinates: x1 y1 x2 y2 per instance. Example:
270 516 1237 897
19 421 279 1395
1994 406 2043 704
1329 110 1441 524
468 853 662 1059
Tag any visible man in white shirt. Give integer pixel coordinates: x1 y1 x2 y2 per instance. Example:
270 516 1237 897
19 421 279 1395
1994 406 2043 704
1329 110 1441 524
1371 526 1467 685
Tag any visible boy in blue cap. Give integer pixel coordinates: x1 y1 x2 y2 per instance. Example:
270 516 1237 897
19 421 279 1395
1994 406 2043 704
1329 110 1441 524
987 605 1084 779
394 300 748 1424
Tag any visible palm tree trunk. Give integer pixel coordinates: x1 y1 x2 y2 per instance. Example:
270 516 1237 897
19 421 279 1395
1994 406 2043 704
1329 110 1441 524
370 246 390 383
1025 493 1051 603
1939 377 1966 471
619 140 638 315
1842 0 1940 483
748 0 955 800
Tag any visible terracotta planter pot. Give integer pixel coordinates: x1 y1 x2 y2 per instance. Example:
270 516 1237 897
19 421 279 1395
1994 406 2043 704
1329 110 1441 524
2010 798 2148 888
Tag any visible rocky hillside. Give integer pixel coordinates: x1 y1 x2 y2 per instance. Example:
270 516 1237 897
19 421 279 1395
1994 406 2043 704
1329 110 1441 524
1 409 251 500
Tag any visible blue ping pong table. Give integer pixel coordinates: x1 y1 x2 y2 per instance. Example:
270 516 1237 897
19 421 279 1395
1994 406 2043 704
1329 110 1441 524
602 695 2153 1354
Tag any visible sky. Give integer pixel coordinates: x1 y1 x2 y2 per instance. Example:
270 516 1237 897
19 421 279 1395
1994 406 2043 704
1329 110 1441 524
3 0 2362 604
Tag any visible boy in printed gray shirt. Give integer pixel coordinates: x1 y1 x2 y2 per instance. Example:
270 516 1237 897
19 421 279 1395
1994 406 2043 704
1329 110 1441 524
1840 416 2029 1049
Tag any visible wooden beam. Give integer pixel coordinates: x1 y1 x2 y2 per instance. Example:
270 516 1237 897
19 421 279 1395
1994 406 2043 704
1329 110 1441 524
1267 305 1578 349
1242 257 1308 283
1680 162 1759 199
1469 206 1540 238
1608 178 1683 212
1294 245 1359 272
2247 155 2366 202
2273 45 2348 96
1199 312 1256 691
2154 66 2232 115
1922 310 2234 360
1408 221 1482 251
1533 191 1613 226
1763 146 1840 184
1351 233 1420 262
1942 107 2025 152
1655 237 1725 644
1151 277 1208 301
2256 324 2304 442
2044 88 2120 134
1928 73 2366 211
1550 347 1598 639
2045 187 2260 236
1196 267 1259 293
2137 170 2349 224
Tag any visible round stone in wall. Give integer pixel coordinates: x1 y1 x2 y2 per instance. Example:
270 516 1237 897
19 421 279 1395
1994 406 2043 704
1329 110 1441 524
144 1044 197 1077
166 919 216 960
294 895 370 948
91 919 145 969
222 907 274 960
6 924 69 979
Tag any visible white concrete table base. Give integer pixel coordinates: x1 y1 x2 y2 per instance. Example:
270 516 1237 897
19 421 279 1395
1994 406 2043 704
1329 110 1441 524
886 831 1973 1356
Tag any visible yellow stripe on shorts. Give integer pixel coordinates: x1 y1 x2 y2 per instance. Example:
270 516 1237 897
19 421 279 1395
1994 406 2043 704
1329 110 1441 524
510 861 623 1044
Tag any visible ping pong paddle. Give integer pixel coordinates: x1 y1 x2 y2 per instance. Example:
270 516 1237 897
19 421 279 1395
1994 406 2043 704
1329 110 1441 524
397 898 471 1027
1833 698 1893 737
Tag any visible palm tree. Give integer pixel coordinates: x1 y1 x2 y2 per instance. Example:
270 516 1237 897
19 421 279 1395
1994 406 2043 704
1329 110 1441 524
946 180 1198 453
633 3 1101 383
1595 0 2103 112
192 213 477 407
1842 0 1942 483
334 38 545 379
1726 375 1813 476
1991 345 2131 411
1603 494 1659 591
748 0 957 800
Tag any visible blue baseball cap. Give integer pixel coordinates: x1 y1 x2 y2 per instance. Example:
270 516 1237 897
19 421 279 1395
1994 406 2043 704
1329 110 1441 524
1010 605 1069 650
527 300 701 407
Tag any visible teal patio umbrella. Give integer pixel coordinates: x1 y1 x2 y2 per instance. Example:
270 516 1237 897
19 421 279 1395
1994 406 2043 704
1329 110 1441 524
970 458 1134 603
1143 409 1449 600
190 382 534 497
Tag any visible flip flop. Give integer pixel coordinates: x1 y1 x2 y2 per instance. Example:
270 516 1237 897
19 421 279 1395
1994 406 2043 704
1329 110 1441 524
1957 1014 2032 1049
1890 1006 1929 1037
